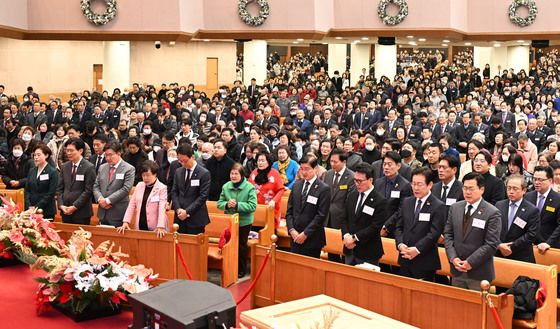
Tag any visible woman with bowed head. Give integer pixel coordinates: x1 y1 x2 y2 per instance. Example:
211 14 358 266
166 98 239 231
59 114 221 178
248 152 284 227
217 164 257 278
24 144 58 219
117 161 168 238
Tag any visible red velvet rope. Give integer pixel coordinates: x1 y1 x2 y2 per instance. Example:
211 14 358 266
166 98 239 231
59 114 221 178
235 252 270 306
489 304 504 329
175 241 193 280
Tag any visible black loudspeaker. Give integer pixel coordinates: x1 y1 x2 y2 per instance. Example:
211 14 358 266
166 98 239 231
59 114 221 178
531 40 549 48
378 37 396 46
129 280 236 329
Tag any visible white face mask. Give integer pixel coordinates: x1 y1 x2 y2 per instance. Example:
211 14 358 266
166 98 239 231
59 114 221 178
201 153 211 160
12 149 23 158
244 126 251 133
365 144 374 151
143 128 152 135
168 157 177 163
501 154 509 163
22 133 32 142
376 129 385 136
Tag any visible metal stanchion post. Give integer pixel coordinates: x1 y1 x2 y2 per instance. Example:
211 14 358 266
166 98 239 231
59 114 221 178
270 234 277 305
173 223 179 279
480 280 490 329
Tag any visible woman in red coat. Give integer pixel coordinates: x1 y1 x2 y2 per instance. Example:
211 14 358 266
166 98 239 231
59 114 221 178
248 152 285 227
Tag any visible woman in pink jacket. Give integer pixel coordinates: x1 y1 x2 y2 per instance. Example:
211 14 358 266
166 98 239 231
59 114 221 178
117 160 168 238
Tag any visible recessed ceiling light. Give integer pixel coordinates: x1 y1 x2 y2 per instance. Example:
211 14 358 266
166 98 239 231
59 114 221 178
441 44 448 47
203 39 210 42
493 43 501 47
464 42 472 46
517 40 525 43
322 42 328 45
297 38 304 42
406 35 414 39
293 41 299 44
523 43 530 46
418 38 426 42
361 37 369 41
409 41 417 46
442 39 450 43
335 37 343 40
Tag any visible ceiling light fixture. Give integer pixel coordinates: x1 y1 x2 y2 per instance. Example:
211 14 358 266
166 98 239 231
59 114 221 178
418 38 426 42
442 39 450 43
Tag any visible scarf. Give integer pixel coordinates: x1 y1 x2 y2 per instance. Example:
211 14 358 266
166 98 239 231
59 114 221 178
254 165 272 185
233 177 245 189
277 159 290 185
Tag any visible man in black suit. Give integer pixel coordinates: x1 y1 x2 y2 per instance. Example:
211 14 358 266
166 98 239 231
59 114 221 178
247 78 260 109
497 101 516 135
371 139 412 181
352 103 374 134
171 144 211 234
376 151 413 237
395 167 447 281
89 134 108 175
432 154 464 207
205 139 235 201
331 70 343 93
286 155 331 258
324 148 355 262
524 166 560 253
341 163 387 265
71 100 92 131
454 111 476 153
57 138 96 225
402 113 421 142
432 112 454 141
383 108 403 138
495 174 539 263
473 151 506 204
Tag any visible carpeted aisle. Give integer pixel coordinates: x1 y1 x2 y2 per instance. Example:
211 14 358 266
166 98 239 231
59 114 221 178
0 264 251 328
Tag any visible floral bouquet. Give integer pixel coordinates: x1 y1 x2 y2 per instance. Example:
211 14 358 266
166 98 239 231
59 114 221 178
0 197 65 264
34 228 158 316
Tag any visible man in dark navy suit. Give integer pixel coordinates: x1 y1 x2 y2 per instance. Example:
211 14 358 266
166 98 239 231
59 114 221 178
432 154 464 207
395 167 447 281
495 174 539 263
286 155 330 258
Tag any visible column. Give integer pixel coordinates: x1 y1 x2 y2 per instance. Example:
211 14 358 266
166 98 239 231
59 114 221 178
374 44 396 81
103 41 130 92
491 46 508 76
243 40 267 85
350 43 370 86
473 46 492 76
507 45 530 74
328 43 347 76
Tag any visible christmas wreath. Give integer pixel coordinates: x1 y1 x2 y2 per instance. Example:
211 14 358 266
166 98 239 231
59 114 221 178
508 0 537 27
377 0 408 26
238 0 270 27
80 0 117 26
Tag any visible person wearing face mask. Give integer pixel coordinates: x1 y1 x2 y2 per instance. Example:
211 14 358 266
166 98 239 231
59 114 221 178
141 121 160 154
20 126 38 157
196 142 214 168
2 139 32 190
360 136 381 164
401 141 422 171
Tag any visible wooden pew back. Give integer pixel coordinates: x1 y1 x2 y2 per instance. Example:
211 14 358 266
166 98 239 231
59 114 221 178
206 213 239 287
0 188 24 210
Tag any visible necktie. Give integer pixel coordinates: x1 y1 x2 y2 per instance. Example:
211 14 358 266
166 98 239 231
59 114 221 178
71 164 77 180
185 169 191 184
355 192 365 214
360 113 364 129
463 204 474 235
302 181 310 201
333 173 340 187
95 156 102 173
441 185 449 201
508 202 517 229
414 199 423 219
537 194 545 211
108 166 116 182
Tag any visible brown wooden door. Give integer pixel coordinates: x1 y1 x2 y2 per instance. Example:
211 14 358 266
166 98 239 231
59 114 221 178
206 58 218 94
93 64 103 92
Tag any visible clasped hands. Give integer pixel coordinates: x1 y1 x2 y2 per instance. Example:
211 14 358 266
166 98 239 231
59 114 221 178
60 205 77 215
176 208 190 221
227 199 237 209
289 229 307 244
343 234 356 249
498 242 513 257
452 257 472 272
98 197 112 209
398 244 419 260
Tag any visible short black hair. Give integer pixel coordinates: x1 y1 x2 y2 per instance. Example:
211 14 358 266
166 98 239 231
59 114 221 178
462 172 485 188
177 143 194 157
299 154 318 168
475 151 492 165
330 148 348 162
32 143 52 159
93 133 108 144
163 132 176 141
354 162 374 180
140 160 159 175
127 136 142 148
534 165 553 179
440 153 460 169
103 141 122 154
11 138 25 150
383 151 401 164
412 167 434 185
66 137 85 152
67 124 81 133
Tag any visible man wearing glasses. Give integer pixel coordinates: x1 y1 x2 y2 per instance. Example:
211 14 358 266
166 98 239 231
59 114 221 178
341 163 387 266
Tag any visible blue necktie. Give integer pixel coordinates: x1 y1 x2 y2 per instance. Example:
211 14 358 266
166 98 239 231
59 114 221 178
508 202 517 229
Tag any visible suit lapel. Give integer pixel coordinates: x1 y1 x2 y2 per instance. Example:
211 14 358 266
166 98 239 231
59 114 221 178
463 202 486 241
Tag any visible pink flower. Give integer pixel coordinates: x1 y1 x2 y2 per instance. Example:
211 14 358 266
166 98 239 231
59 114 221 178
9 230 24 244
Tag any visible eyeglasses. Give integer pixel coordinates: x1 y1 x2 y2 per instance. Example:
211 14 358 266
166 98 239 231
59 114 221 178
533 177 550 182
462 186 480 192
354 178 368 184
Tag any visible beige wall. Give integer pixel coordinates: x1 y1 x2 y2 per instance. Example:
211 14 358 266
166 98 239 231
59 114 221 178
129 41 237 87
0 38 237 95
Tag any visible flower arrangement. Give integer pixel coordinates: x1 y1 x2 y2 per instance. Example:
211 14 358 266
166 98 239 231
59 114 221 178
238 0 270 27
0 198 65 264
508 0 538 27
377 0 408 26
34 228 158 315
80 0 118 26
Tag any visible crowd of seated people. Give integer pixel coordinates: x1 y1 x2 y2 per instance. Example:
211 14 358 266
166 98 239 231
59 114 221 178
1 46 560 287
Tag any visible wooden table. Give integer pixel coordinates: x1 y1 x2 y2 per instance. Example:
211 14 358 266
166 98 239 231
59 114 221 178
240 294 418 329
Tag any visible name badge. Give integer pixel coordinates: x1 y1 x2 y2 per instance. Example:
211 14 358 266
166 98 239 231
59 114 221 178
307 195 318 205
419 213 430 222
513 217 527 229
390 191 400 198
472 218 486 229
150 196 160 202
339 185 348 190
362 205 375 215
39 174 49 181
546 206 555 212
75 174 85 181
445 198 457 206
116 173 124 180
269 176 275 183
189 179 199 187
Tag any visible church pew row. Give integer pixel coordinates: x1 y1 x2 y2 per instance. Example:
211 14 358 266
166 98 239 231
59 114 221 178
53 222 208 283
250 244 514 329
0 188 24 210
318 228 557 329
205 213 239 288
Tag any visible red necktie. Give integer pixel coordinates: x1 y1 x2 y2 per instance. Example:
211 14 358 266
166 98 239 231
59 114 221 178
108 166 116 182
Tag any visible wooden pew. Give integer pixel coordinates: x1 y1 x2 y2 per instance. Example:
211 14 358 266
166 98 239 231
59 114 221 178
206 201 275 246
250 245 514 329
534 246 560 321
53 223 208 282
0 188 24 210
321 227 344 259
276 191 291 248
206 213 239 287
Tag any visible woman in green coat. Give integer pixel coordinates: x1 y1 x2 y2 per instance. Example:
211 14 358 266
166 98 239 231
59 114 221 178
218 163 257 278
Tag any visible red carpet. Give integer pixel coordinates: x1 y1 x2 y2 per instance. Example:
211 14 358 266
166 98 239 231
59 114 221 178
0 264 251 328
